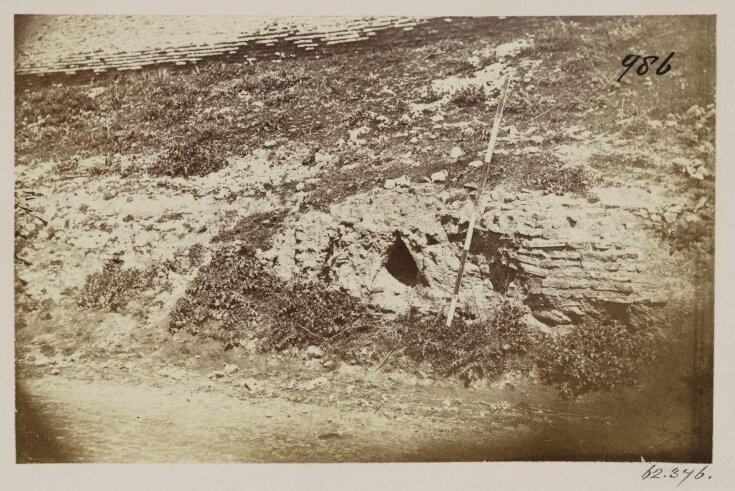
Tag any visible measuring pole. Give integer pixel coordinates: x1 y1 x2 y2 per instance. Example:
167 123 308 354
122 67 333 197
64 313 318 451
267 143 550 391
445 73 511 327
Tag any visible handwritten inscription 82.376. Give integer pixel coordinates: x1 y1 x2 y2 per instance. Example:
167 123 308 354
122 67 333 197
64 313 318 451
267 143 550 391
618 52 675 82
641 464 712 486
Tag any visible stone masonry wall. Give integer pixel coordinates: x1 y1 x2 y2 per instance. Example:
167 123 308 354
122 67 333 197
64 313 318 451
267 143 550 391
260 182 671 328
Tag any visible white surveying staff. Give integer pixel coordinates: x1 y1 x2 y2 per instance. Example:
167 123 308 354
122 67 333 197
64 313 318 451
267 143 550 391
445 72 512 327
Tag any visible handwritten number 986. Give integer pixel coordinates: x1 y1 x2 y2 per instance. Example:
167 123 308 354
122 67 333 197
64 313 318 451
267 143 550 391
618 52 675 82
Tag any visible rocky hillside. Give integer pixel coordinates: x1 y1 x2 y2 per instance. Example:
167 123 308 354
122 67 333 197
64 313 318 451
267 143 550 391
15 16 714 401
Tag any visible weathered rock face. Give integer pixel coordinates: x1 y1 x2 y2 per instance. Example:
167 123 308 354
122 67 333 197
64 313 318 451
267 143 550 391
260 184 670 327
476 189 669 325
260 184 493 315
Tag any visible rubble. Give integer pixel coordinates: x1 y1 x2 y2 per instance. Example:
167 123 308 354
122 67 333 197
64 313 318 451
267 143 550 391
305 345 325 359
34 354 52 367
394 175 410 187
431 170 448 183
348 126 369 145
243 378 262 392
449 146 465 162
693 196 708 213
314 151 335 165
298 376 330 391
384 175 410 190
158 366 187 380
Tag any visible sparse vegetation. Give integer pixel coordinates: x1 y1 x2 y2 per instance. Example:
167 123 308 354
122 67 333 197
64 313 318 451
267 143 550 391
187 243 206 267
16 85 98 127
14 184 47 262
169 245 372 348
89 154 144 178
391 295 534 384
211 210 287 249
535 162 598 196
169 246 545 385
535 321 660 398
77 260 161 311
450 85 486 108
149 141 228 178
265 279 372 350
168 247 273 343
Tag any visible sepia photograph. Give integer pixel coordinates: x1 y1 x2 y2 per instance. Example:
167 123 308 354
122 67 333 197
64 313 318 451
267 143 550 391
11 8 719 472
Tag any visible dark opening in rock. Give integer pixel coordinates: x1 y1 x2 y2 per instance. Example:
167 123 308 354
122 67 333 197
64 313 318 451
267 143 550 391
385 236 428 287
470 229 518 293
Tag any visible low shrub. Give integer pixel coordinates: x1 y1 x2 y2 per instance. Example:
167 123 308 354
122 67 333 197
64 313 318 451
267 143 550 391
18 86 98 127
168 245 372 347
89 154 144 178
53 158 79 174
187 243 206 267
534 321 659 398
149 141 227 178
659 210 714 255
528 160 598 197
77 260 159 311
168 226 660 398
265 279 370 350
243 67 310 93
15 184 46 246
168 246 273 343
394 296 534 384
211 210 286 249
450 86 486 108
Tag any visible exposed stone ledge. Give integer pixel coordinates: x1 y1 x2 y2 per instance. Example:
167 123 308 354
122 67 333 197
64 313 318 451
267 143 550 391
261 185 671 327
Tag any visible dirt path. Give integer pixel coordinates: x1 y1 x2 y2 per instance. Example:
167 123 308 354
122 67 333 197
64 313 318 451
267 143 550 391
18 375 539 463
17 362 707 463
